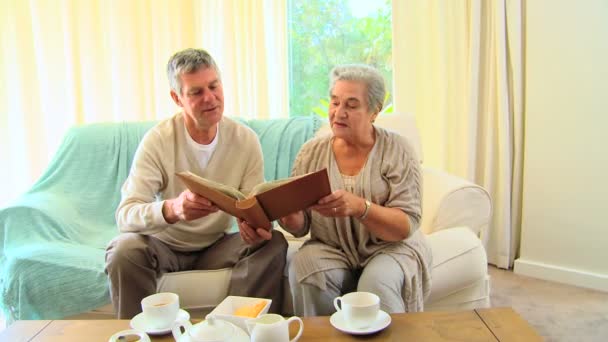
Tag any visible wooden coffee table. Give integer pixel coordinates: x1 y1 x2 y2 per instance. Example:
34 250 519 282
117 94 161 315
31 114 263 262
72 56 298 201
0 307 542 341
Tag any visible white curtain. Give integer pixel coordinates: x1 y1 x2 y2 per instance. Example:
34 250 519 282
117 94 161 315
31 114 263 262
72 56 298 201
392 0 524 268
196 0 288 119
0 0 288 207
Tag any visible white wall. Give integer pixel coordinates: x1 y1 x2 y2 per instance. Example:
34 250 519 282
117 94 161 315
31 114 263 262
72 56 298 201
514 0 608 291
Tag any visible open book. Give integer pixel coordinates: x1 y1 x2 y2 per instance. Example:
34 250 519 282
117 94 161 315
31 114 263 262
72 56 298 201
176 168 331 230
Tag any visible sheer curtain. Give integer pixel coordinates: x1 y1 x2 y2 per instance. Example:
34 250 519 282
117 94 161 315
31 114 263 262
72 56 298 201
392 0 524 268
0 0 287 207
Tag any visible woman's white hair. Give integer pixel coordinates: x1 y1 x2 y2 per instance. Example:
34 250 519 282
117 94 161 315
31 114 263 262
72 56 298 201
329 64 386 114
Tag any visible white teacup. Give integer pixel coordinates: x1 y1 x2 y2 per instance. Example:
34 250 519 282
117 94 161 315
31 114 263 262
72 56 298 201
333 292 380 329
141 292 180 329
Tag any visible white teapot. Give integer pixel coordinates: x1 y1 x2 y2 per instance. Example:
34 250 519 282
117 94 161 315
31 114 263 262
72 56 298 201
172 315 249 342
246 313 304 342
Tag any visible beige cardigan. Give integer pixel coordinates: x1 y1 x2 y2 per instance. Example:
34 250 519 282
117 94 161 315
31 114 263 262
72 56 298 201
115 113 264 252
288 126 433 311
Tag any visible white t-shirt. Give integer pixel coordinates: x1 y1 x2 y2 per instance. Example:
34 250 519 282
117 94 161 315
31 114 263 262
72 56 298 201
185 123 219 170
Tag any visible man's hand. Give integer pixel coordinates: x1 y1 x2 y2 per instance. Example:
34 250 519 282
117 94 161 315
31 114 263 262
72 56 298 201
237 218 272 245
278 211 306 235
311 190 366 218
163 190 219 224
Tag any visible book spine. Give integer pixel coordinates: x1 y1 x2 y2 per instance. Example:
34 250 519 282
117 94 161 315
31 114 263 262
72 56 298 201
235 197 272 230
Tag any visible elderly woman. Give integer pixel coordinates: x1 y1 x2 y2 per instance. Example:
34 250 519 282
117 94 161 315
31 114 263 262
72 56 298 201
279 64 432 316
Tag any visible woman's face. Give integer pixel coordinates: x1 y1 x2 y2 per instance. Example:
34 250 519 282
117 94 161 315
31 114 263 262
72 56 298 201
329 80 377 142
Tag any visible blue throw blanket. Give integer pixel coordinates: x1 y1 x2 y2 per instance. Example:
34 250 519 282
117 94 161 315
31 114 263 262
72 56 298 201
0 115 323 321
245 116 323 181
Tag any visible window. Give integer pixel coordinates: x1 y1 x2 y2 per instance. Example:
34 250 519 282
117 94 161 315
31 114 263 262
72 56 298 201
287 0 393 117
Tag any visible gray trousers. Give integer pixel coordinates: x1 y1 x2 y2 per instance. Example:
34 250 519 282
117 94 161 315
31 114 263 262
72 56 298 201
288 253 406 317
105 231 287 318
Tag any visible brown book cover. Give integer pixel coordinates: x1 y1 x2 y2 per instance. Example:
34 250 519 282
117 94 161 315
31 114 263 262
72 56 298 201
175 168 331 230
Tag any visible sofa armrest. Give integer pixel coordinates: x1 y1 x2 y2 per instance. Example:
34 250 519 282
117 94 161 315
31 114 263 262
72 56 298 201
0 241 109 321
420 167 492 237
0 195 75 253
3 191 121 244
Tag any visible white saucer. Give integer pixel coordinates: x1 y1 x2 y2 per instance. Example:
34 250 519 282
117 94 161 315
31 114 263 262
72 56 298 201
130 309 190 335
330 310 391 335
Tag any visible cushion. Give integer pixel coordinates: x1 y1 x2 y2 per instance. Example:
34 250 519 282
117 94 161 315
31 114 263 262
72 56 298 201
157 269 232 310
421 168 492 236
426 227 488 302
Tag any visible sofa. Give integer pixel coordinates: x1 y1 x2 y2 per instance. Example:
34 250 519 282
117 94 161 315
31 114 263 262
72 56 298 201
0 114 491 322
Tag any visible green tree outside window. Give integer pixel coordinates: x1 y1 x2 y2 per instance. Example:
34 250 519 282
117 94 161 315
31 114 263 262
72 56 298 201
288 0 393 117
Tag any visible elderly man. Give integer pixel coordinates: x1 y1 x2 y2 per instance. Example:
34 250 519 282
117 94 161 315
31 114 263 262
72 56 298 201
105 48 287 319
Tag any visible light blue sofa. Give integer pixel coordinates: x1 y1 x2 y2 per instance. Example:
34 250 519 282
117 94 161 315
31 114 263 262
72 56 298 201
1 114 492 323
0 116 323 322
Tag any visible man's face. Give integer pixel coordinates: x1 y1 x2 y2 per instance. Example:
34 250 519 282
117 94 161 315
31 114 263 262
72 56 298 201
171 67 224 130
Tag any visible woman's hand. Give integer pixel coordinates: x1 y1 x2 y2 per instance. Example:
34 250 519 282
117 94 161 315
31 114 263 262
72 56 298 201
237 218 272 245
314 190 410 241
311 190 365 218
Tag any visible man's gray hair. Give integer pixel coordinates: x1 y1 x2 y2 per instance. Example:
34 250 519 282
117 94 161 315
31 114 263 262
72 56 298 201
329 64 386 114
167 48 220 95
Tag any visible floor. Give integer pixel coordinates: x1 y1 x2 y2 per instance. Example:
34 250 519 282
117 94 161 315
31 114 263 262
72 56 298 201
489 266 608 341
1 267 607 341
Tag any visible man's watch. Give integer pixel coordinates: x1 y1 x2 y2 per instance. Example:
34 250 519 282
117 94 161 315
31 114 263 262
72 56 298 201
358 199 372 220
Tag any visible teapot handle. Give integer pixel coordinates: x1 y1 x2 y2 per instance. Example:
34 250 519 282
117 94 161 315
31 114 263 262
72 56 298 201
286 316 304 342
172 319 193 341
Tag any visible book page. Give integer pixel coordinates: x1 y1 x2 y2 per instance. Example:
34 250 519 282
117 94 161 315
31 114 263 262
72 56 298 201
177 172 246 200
250 176 303 196
176 171 272 230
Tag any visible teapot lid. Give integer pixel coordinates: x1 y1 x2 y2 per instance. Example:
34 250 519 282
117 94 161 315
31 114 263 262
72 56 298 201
190 315 234 341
